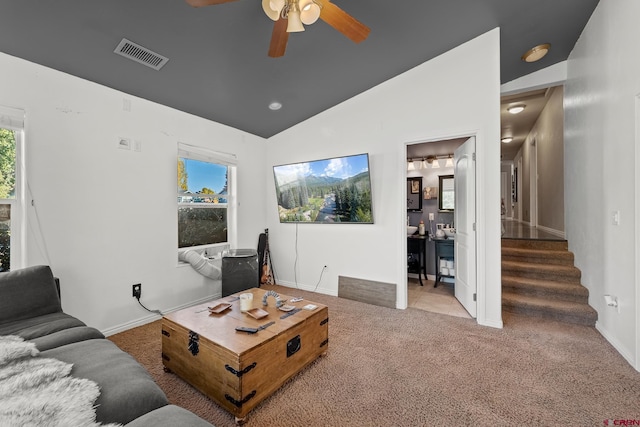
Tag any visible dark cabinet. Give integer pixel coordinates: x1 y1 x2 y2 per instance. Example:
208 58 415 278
434 239 454 287
407 236 428 286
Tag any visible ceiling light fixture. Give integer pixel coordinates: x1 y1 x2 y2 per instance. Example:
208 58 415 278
268 101 282 111
263 0 322 33
501 137 513 143
507 105 526 114
521 43 551 63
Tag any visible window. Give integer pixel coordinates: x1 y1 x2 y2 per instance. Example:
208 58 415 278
0 106 25 272
177 143 236 252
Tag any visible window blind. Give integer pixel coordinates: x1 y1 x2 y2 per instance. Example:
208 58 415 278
178 142 237 166
0 105 25 131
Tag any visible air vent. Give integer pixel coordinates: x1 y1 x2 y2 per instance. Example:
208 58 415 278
114 38 169 71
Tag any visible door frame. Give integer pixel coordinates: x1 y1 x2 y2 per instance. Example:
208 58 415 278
530 138 538 227
401 132 479 323
635 94 640 371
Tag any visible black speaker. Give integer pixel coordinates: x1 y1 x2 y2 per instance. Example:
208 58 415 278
222 249 259 297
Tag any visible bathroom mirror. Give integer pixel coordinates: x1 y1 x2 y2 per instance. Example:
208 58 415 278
438 175 454 211
407 177 422 211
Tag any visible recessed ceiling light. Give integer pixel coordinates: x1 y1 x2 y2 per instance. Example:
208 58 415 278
268 101 282 111
507 105 525 114
521 43 551 62
501 137 513 143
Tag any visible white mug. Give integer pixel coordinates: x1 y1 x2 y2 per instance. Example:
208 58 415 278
239 293 253 312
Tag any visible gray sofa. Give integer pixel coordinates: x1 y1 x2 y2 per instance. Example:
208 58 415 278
0 265 213 426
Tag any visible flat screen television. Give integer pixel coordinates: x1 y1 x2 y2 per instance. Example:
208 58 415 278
273 153 373 224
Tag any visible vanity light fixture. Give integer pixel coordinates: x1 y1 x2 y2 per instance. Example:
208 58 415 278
521 43 551 63
507 105 525 114
407 160 415 171
444 156 453 168
501 137 513 143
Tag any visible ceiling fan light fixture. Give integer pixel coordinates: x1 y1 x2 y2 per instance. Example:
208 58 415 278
262 0 285 21
299 0 321 25
521 43 551 63
286 5 305 32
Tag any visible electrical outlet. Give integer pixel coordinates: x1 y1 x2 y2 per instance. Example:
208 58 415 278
132 283 142 299
428 213 435 220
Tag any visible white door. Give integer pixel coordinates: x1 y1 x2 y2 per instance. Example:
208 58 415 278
454 137 477 317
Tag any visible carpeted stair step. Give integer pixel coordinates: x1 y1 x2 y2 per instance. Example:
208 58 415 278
501 246 574 266
502 275 589 303
502 292 597 326
502 260 581 282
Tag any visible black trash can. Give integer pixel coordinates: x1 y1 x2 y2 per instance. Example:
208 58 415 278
222 249 259 297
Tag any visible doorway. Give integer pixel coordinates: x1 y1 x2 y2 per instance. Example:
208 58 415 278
405 137 475 318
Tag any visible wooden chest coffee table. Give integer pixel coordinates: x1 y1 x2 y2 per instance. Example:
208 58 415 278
161 288 328 424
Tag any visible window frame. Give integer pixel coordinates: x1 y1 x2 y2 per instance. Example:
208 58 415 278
0 105 26 271
177 142 237 258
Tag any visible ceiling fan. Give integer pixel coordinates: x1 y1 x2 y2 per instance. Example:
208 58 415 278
185 0 371 57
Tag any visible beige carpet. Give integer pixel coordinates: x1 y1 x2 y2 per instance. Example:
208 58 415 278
109 285 640 426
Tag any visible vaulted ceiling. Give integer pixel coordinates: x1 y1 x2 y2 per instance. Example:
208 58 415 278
0 0 599 138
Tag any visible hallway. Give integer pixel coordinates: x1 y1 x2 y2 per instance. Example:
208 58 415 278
502 219 564 241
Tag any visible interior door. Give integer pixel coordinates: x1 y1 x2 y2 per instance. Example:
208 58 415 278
454 137 477 317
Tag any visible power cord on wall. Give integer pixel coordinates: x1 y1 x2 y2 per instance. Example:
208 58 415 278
134 295 163 316
293 223 327 292
294 223 299 288
313 265 327 292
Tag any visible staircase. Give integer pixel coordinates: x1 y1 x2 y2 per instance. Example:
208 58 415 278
501 239 597 326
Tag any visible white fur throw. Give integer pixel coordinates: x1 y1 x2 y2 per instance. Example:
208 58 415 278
0 335 121 427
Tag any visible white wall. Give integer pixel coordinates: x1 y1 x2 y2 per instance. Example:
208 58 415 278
565 0 640 369
265 29 503 328
535 87 564 234
0 52 266 334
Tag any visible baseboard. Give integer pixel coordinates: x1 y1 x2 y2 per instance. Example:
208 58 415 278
596 321 637 371
536 224 566 239
271 280 338 297
102 293 221 337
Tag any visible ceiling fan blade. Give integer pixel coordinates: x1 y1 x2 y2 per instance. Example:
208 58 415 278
184 0 239 7
318 0 370 44
268 17 289 58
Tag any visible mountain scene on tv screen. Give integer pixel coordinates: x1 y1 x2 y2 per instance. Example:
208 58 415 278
274 155 373 223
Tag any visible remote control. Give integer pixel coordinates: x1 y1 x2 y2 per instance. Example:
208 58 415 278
235 326 258 334
290 297 304 303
